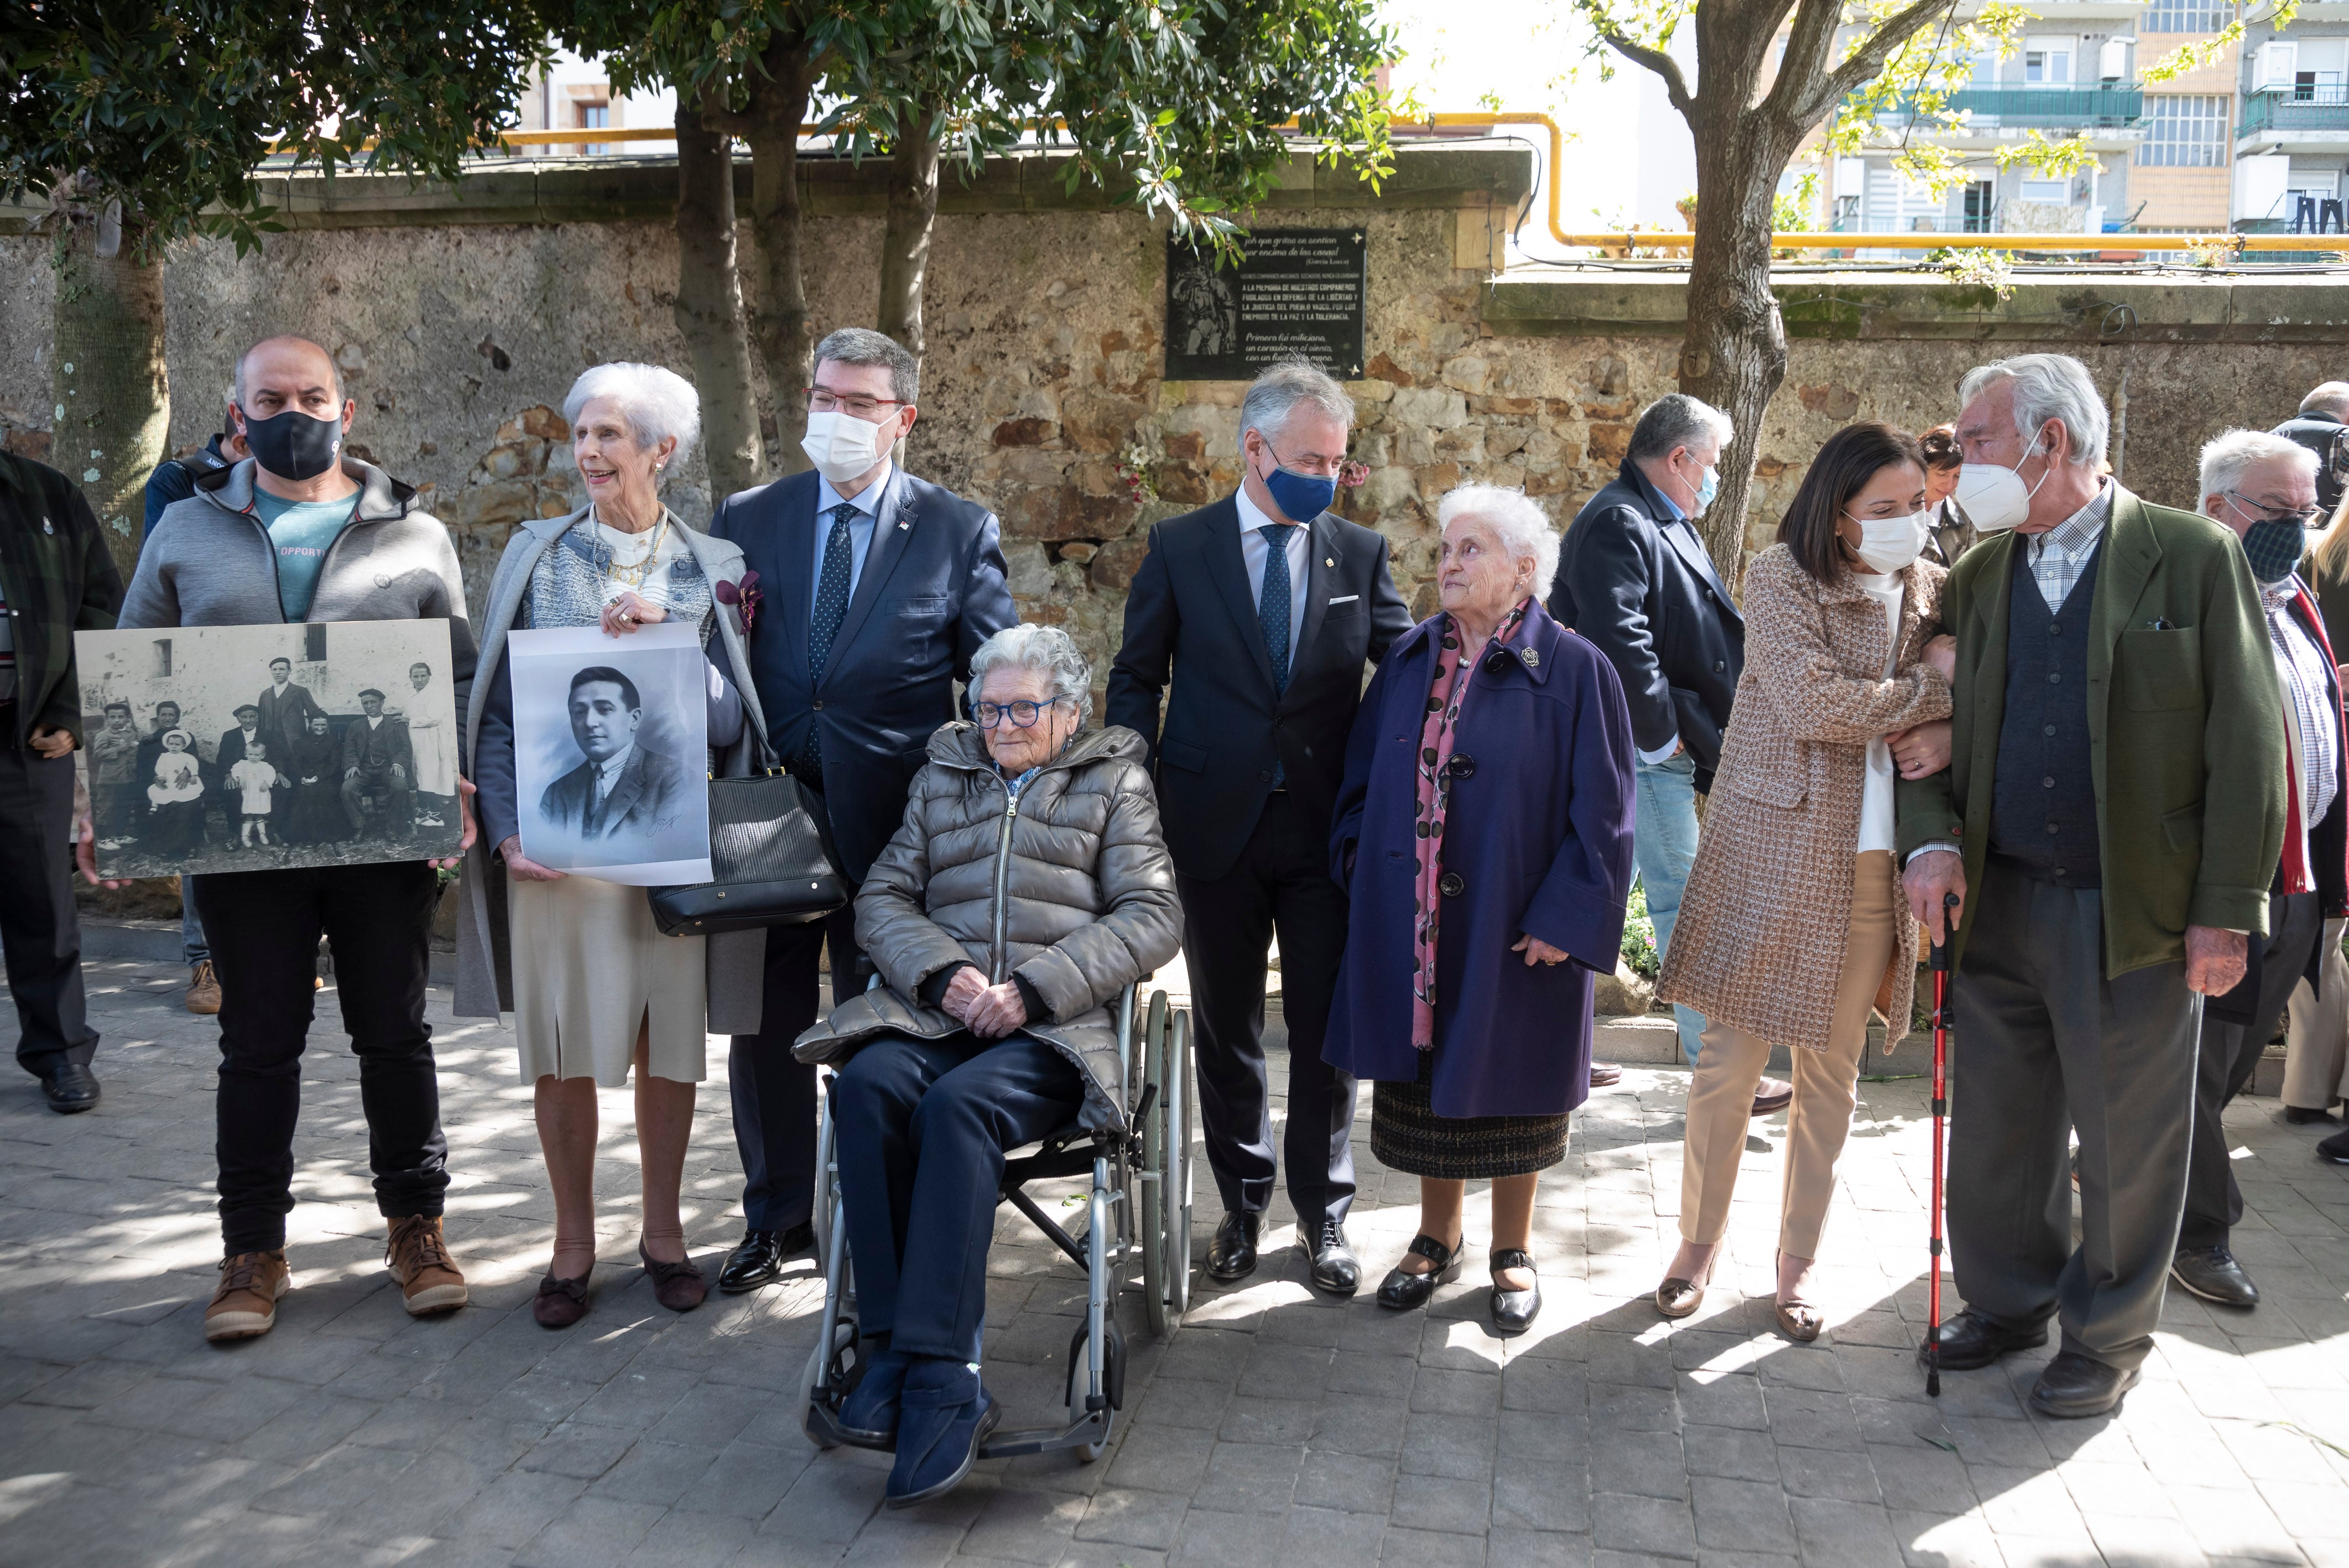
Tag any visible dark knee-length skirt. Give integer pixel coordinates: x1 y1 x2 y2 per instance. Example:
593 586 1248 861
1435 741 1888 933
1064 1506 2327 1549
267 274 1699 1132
1370 1049 1571 1180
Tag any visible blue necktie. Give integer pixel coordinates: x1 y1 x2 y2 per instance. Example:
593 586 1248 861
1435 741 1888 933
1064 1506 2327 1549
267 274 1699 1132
1259 523 1295 786
800 502 858 778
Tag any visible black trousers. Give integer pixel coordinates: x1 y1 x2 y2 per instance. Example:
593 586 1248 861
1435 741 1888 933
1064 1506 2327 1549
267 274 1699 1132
0 733 97 1078
730 902 860 1232
1176 792 1357 1232
194 862 447 1253
832 1032 1084 1363
2181 889 2322 1251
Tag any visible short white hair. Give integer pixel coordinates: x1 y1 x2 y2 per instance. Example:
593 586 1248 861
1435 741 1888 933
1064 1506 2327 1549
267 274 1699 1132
2302 381 2349 419
563 362 702 466
1437 483 1559 596
1958 353 2108 470
2199 429 2318 510
1239 357 1355 451
968 623 1094 726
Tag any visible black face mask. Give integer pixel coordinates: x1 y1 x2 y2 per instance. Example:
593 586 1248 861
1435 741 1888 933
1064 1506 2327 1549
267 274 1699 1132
240 408 343 482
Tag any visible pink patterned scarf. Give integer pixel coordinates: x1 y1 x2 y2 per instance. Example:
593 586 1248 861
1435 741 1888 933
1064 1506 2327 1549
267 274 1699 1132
1410 597 1531 1048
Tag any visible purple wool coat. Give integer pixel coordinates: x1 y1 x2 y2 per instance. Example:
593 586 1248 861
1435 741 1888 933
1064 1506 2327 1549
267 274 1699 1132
1323 599 1638 1120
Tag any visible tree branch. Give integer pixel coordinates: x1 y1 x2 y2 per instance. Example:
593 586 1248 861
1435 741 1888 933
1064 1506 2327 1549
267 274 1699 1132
1765 0 1849 120
1794 0 1960 124
1600 29 1695 122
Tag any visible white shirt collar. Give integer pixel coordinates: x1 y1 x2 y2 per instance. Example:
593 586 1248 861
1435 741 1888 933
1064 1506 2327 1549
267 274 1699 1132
593 744 636 789
816 463 893 520
1236 484 1304 538
2034 481 2113 558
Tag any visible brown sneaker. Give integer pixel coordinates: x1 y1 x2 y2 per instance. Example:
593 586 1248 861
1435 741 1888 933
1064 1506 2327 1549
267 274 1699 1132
386 1215 469 1316
206 1250 289 1341
185 961 221 1015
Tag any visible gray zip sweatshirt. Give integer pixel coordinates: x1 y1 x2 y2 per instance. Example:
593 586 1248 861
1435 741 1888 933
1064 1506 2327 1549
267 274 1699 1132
121 456 477 724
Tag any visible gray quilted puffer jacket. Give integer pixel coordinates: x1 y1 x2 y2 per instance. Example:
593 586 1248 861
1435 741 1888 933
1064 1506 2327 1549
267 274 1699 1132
793 721 1181 1131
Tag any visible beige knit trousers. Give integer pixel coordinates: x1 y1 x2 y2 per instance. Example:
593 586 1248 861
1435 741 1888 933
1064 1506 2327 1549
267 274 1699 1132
1679 850 1898 1259
2284 916 2349 1111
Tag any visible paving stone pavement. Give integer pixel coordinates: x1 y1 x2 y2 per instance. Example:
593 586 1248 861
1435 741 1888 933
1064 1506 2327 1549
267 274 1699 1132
3 957 2347 1567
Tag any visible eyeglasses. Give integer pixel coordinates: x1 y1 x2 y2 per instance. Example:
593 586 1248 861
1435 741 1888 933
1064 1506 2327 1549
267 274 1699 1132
806 388 909 420
2227 492 2324 525
973 697 1070 729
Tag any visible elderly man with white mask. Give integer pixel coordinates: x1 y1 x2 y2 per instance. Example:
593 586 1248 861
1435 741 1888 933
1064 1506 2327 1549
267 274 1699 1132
2171 431 2341 1310
1900 353 2287 1417
706 326 1016 1294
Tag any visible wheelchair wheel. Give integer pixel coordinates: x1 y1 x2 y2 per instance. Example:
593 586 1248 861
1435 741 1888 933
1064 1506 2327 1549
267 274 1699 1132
1064 1320 1123 1463
1165 1007 1194 1320
811 1087 836 1268
1139 990 1173 1337
799 1316 858 1450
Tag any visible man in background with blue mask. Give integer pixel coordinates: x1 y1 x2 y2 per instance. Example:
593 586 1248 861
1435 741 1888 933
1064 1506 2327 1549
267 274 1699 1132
2179 430 2341 1304
1900 353 2286 1417
1549 395 1769 1107
1108 357 1410 1295
707 326 1014 1295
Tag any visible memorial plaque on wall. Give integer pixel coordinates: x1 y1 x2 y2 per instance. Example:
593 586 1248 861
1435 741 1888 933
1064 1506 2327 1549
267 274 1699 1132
1164 228 1367 381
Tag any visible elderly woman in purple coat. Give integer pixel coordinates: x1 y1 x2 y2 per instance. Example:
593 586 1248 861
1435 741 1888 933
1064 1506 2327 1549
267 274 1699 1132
1326 483 1637 1336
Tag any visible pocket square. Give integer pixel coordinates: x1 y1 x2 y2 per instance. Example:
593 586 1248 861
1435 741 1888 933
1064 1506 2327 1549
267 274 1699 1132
1327 594 1359 605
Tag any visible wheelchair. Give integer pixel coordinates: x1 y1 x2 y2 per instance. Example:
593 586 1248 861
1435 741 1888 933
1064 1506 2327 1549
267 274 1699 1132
799 981 1196 1462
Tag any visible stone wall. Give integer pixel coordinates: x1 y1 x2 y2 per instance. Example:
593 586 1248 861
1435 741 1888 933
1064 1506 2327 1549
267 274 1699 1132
6 144 2346 693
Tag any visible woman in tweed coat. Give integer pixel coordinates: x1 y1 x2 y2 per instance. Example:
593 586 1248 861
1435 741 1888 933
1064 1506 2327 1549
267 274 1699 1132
1654 423 1956 1340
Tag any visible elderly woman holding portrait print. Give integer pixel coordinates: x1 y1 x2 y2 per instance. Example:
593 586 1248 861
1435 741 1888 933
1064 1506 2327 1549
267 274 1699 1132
456 361 768 1328
1324 485 1637 1337
795 623 1180 1507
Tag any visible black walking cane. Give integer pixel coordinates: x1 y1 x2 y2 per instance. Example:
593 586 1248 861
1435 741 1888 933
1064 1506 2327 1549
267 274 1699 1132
1925 890 1958 1397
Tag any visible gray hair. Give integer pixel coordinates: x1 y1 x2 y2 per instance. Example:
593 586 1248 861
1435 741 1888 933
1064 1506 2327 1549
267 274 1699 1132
1238 357 1355 451
1437 483 1560 598
968 623 1094 726
564 362 702 467
2302 381 2349 419
1627 393 1732 465
815 327 919 405
1958 353 2108 470
2199 428 2318 510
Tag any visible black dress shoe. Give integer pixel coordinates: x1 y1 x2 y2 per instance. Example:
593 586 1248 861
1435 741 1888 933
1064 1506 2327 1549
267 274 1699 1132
2171 1245 2259 1309
2029 1350 2139 1418
717 1222 813 1293
1488 1248 1541 1336
2282 1105 2336 1126
2320 1127 2349 1165
1376 1233 1462 1311
40 1062 98 1114
1303 1219 1360 1296
1916 1306 2049 1371
1206 1211 1261 1283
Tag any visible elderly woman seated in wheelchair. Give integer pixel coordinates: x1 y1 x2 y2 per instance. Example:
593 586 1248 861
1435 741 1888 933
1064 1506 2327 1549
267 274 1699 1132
793 623 1181 1507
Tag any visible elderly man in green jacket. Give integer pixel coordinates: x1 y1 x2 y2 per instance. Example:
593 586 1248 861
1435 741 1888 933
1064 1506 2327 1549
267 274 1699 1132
1898 353 2285 1419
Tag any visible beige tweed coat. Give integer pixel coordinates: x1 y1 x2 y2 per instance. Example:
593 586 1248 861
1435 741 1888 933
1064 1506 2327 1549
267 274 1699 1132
1658 545 1952 1054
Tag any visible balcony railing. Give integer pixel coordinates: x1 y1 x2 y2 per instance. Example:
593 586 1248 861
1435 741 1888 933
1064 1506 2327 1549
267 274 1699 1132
2242 85 2349 136
1874 84 2144 128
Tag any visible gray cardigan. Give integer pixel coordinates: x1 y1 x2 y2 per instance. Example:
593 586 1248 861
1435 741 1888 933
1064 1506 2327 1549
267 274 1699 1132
452 507 773 1030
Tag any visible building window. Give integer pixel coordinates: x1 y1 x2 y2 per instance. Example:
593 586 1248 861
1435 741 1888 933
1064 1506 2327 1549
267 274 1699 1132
2019 178 2071 203
1963 180 1996 230
2024 46 2072 84
578 101 610 155
305 624 329 663
2138 94 2227 165
2142 0 2228 30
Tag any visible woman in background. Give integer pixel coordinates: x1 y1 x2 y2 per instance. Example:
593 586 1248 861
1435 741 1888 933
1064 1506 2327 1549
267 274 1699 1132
1919 424 1972 567
287 712 345 843
2285 497 2349 1149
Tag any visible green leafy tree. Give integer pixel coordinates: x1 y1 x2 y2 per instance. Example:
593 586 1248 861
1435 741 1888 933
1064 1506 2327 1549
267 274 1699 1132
0 0 551 575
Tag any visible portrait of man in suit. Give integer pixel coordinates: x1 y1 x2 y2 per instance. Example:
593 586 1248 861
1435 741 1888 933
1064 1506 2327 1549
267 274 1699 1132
340 687 415 837
258 656 326 757
537 665 689 841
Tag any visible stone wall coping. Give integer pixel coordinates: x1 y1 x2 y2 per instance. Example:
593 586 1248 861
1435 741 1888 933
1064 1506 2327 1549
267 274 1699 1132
0 142 1533 235
1486 267 2349 342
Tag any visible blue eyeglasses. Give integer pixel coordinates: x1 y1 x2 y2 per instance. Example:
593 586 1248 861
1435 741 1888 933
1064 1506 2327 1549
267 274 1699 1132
973 697 1070 729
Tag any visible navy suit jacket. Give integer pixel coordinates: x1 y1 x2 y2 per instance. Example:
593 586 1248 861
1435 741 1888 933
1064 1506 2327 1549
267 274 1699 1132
1105 493 1412 883
709 466 1016 883
1547 457 1745 790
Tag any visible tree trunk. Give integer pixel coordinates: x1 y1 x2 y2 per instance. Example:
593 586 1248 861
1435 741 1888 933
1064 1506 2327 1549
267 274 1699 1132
53 220 168 585
877 111 944 361
672 96 767 506
742 39 816 475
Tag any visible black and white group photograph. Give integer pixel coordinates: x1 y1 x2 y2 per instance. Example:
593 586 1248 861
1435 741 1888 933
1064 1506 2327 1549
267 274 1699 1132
74 620 462 879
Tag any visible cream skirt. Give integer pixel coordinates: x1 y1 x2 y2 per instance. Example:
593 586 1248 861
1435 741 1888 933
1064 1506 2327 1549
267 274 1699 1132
509 873 708 1086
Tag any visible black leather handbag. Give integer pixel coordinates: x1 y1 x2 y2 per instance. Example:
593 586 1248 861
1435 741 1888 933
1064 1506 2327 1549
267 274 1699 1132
647 767 848 936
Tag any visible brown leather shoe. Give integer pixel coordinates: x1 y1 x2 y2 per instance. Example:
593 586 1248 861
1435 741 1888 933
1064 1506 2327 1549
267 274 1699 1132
206 1250 289 1341
184 961 221 1015
639 1241 707 1312
1752 1077 1793 1116
535 1270 591 1328
386 1216 469 1316
1589 1062 1623 1088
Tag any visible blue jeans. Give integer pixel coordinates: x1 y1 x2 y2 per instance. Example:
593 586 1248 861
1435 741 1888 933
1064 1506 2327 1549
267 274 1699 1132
1635 752 1706 1065
181 877 209 967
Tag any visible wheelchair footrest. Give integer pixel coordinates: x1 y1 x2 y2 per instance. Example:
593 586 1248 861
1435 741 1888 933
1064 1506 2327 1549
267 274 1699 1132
978 1408 1112 1460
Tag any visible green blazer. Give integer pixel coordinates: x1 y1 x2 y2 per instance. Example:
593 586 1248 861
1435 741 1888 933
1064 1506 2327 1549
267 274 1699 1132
1895 486 2286 978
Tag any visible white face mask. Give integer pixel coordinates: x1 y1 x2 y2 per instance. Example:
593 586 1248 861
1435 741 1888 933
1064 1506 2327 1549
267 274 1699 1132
1952 426 2051 534
1847 509 1930 575
799 409 892 485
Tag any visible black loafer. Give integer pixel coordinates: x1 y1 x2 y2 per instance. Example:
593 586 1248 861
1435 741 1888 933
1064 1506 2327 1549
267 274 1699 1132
717 1222 812 1294
2029 1350 2139 1418
1207 1211 1261 1283
1916 1306 2049 1371
1304 1219 1360 1296
1489 1248 1541 1337
2171 1245 2259 1309
40 1062 98 1114
2321 1128 2349 1165
1376 1233 1462 1311
2282 1105 2336 1126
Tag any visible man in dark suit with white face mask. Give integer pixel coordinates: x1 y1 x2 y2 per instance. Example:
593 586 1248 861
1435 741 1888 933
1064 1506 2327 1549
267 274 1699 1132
706 326 1016 1293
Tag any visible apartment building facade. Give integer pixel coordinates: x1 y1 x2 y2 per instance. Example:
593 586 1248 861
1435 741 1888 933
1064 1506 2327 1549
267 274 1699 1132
2236 3 2349 229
